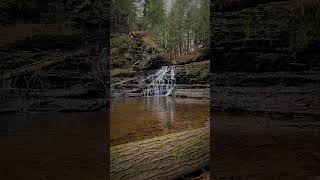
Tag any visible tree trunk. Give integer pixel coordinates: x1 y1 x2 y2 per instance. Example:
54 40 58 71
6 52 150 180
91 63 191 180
143 0 150 17
179 42 182 58
187 22 190 54
110 127 209 180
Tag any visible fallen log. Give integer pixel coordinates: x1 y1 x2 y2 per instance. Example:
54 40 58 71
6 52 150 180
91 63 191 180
110 127 210 180
2 57 66 80
111 77 141 87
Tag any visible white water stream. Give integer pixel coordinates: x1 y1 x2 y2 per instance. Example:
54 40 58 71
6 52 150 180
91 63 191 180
143 66 176 96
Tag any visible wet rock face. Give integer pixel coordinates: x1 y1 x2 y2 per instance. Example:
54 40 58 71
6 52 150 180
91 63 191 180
175 61 210 84
111 34 171 71
0 0 108 112
0 0 109 27
141 55 172 70
10 34 83 51
212 0 320 72
211 0 320 115
61 0 109 28
0 0 52 25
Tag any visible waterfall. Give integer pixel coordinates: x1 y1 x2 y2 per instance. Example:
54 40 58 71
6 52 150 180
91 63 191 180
99 48 108 77
143 66 176 96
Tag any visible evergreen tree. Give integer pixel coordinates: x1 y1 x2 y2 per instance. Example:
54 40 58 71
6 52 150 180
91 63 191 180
111 0 139 34
193 0 210 49
142 0 166 30
111 0 210 57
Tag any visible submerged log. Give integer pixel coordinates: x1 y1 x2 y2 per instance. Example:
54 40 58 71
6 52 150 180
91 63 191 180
110 127 209 180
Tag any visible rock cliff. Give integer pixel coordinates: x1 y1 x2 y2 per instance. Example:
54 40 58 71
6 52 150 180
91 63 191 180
212 0 320 72
0 0 108 112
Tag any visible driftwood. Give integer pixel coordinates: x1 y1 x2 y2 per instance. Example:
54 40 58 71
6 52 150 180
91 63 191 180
1 50 90 80
110 127 209 180
111 77 141 87
2 57 66 80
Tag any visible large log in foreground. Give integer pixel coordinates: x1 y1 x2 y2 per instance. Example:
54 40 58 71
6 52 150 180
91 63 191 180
110 127 210 180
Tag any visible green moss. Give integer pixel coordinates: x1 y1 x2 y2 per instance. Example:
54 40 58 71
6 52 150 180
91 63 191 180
110 35 138 67
199 65 210 81
111 48 124 67
166 137 208 160
111 36 131 50
288 0 320 52
184 61 210 81
289 27 312 52
241 15 256 43
110 175 118 180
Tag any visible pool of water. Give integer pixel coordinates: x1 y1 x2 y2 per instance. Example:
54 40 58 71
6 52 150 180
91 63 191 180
111 97 209 146
0 112 106 180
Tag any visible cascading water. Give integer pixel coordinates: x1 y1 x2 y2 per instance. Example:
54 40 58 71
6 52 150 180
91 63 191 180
143 66 176 96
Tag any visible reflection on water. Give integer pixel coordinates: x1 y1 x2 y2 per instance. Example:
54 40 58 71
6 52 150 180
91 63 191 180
111 97 209 146
145 97 176 128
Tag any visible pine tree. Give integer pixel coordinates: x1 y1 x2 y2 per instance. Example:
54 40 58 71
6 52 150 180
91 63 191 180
111 0 139 34
112 0 210 56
